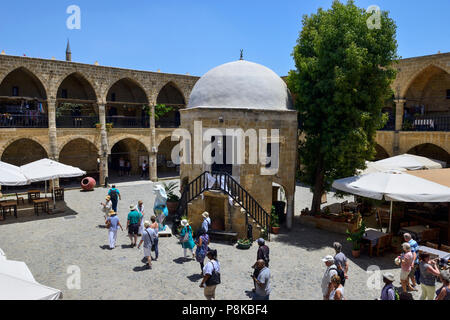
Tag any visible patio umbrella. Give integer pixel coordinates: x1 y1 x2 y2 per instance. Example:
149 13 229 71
0 161 30 186
332 170 450 232
373 154 445 171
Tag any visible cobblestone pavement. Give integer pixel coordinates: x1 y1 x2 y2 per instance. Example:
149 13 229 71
0 180 421 300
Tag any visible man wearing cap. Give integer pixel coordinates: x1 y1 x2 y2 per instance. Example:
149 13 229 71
321 255 338 300
127 204 142 247
380 273 396 300
138 221 157 269
105 210 123 249
202 212 211 234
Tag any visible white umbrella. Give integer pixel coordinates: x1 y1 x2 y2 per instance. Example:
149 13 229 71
374 154 445 171
332 170 450 232
0 161 30 186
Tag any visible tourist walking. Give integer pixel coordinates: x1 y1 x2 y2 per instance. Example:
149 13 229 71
321 255 338 300
141 160 148 179
180 219 195 259
435 270 450 300
252 238 269 292
136 200 145 236
329 275 344 300
137 221 157 269
333 242 349 286
251 259 271 300
380 273 397 300
125 160 131 177
105 210 123 249
418 252 441 300
127 204 142 247
100 195 112 219
399 242 415 293
200 249 221 300
108 185 121 213
202 212 211 233
404 233 419 290
119 158 125 176
150 216 159 261
195 228 210 274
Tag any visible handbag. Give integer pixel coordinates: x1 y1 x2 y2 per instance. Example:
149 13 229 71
205 261 221 286
105 219 111 229
181 227 190 243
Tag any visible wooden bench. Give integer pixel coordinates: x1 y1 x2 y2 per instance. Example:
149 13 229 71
208 230 238 244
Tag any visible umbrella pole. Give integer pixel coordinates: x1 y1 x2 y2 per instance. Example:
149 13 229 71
388 201 393 233
52 179 56 209
45 180 47 198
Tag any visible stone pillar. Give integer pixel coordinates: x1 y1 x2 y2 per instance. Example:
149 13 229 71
48 98 60 187
150 104 158 182
393 99 406 156
98 103 109 186
286 192 294 230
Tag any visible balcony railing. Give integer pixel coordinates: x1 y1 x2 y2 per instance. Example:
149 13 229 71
106 116 150 128
0 114 48 128
56 116 99 128
402 114 450 132
155 120 180 128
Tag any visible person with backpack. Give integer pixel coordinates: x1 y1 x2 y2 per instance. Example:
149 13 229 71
252 238 270 292
201 211 211 233
200 249 221 300
380 273 397 300
333 242 348 286
252 259 271 300
180 219 195 259
137 221 157 269
321 255 338 300
108 185 121 213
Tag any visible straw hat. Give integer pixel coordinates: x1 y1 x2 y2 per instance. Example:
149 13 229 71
144 220 151 228
181 219 189 227
108 210 116 216
130 204 136 210
105 195 111 200
202 211 209 218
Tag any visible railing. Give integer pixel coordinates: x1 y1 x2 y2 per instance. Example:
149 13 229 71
155 120 180 128
174 171 270 240
56 116 98 128
402 114 450 132
106 116 150 128
0 114 48 128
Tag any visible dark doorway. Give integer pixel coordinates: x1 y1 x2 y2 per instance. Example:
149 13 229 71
211 136 232 175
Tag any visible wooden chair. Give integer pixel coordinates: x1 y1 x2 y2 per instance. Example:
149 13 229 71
374 234 392 256
16 193 25 205
421 228 440 244
376 209 390 232
440 245 450 253
425 242 439 249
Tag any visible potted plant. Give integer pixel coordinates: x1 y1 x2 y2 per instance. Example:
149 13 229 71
94 122 102 129
163 182 180 215
346 221 366 258
106 123 113 130
236 239 252 250
270 205 280 234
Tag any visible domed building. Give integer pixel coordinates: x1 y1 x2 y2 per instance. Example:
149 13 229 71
177 59 298 239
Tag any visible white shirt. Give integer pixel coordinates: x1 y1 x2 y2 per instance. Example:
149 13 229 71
203 260 220 276
321 264 338 296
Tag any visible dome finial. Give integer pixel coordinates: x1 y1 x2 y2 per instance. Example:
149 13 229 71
240 49 244 60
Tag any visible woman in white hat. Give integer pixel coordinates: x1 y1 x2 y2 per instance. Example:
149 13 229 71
136 200 145 236
101 195 112 219
180 219 195 259
105 210 123 249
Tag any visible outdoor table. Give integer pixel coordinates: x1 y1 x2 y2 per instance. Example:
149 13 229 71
362 229 387 256
27 190 41 203
399 225 428 242
33 199 49 216
418 246 450 263
0 201 18 219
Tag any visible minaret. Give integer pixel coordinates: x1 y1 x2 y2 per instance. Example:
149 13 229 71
66 39 72 62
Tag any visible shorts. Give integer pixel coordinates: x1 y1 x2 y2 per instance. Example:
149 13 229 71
400 270 410 281
128 223 139 235
143 247 152 258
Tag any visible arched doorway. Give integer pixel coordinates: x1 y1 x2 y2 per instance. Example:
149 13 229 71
106 78 149 128
1 138 47 166
56 73 98 128
59 139 98 184
403 65 450 131
407 143 449 165
157 136 180 178
0 67 48 128
109 138 149 181
156 82 185 128
374 144 390 161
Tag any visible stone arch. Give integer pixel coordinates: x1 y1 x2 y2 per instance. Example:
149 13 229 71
56 72 97 101
406 143 450 165
157 136 180 178
109 138 150 177
374 144 390 160
57 135 99 155
105 77 149 103
400 64 449 98
59 138 99 174
156 82 186 128
1 138 48 166
0 66 47 99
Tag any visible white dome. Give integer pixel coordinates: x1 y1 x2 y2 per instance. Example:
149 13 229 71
188 60 293 111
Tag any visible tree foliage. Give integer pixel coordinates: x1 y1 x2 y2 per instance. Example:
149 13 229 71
287 0 398 213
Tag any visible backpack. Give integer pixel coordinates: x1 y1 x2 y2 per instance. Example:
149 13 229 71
392 287 400 300
109 189 118 202
330 266 346 286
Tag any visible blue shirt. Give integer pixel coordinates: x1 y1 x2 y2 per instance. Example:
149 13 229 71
256 267 272 297
381 284 396 300
202 218 211 232
409 239 419 264
107 215 120 231
142 227 157 248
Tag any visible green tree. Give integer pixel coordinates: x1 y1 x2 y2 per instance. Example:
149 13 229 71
287 0 398 214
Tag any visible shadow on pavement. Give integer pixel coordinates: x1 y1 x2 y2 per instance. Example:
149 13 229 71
187 273 203 282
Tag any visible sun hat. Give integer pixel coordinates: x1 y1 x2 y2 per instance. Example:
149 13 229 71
321 255 334 263
181 219 189 227
144 220 151 228
130 204 136 210
202 211 209 218
383 272 395 282
105 195 111 200
108 210 116 216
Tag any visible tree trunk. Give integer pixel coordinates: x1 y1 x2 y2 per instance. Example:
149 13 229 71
311 158 325 215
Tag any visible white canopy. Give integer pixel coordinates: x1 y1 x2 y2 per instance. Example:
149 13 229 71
332 170 450 202
0 161 30 186
0 258 62 300
372 154 445 171
20 158 86 182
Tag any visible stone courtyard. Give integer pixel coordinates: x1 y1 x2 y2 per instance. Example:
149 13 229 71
0 180 421 300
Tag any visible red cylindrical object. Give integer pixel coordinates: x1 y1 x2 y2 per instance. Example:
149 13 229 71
81 177 96 191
